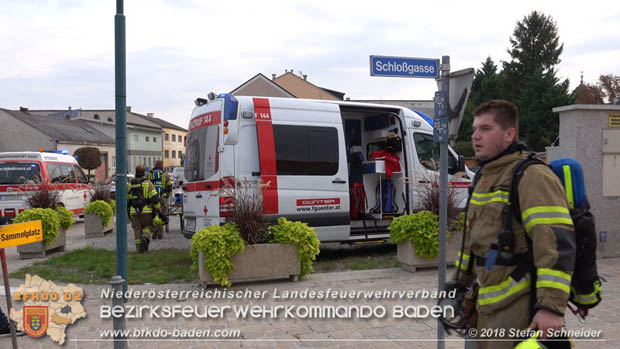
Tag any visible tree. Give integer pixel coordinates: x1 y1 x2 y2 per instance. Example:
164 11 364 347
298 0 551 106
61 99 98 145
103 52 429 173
516 68 574 151
502 11 574 151
74 147 102 177
598 74 620 104
503 11 564 95
457 57 504 144
575 83 605 104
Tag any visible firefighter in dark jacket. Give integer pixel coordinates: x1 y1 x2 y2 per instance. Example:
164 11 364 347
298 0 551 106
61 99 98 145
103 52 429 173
454 100 576 348
128 165 160 252
148 160 172 239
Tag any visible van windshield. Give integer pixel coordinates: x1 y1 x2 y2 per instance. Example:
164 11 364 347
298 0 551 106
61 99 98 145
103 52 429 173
185 125 219 182
413 133 457 174
0 162 42 185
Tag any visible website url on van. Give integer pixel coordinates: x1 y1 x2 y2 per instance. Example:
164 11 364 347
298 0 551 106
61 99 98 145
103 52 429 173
100 327 241 339
296 205 341 213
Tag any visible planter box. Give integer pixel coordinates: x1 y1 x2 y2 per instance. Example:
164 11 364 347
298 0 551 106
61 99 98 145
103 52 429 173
17 227 67 259
198 243 301 287
397 230 463 272
84 213 115 238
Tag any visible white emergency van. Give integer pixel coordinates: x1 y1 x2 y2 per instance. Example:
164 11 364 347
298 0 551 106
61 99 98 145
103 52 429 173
182 94 473 242
0 152 92 224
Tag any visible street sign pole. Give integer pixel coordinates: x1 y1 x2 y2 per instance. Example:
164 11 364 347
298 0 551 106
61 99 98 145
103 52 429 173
437 55 450 349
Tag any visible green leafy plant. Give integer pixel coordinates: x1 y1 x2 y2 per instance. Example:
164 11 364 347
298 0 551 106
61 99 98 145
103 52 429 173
55 205 74 230
85 200 113 227
13 208 60 245
107 199 116 216
190 223 245 287
450 211 466 233
389 210 449 259
268 217 320 279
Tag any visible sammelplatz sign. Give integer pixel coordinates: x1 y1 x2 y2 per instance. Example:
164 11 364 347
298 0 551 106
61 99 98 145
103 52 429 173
369 55 439 79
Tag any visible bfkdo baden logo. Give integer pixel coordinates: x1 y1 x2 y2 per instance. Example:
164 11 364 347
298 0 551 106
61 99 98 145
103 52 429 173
23 305 49 337
10 274 87 345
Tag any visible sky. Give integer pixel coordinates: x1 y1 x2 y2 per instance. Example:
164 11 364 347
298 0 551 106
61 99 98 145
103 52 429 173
1 0 619 129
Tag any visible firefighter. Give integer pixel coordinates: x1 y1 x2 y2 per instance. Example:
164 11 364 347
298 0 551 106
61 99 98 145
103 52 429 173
453 100 575 348
127 164 160 253
148 160 172 239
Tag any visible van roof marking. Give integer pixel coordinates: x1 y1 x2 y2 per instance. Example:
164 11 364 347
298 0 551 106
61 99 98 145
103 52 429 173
188 111 221 132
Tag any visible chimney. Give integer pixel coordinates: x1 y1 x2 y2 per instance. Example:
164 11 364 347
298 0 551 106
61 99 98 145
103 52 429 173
272 74 276 80
303 74 307 80
284 69 288 73
19 106 29 113
147 113 154 117
126 106 131 112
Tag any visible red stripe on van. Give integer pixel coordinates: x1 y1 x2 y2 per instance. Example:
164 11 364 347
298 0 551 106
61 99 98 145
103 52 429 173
184 180 220 192
253 97 278 214
71 208 84 215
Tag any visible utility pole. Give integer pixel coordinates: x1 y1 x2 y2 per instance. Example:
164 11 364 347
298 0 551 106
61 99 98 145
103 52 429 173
114 0 128 293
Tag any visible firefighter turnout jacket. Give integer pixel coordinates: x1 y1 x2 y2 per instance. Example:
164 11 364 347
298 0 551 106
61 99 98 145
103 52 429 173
127 177 161 215
456 150 576 316
149 169 173 198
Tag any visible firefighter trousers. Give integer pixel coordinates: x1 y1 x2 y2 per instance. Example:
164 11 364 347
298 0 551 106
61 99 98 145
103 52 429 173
130 213 153 251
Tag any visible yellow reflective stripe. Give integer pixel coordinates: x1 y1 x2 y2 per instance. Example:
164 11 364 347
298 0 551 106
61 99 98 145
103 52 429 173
470 190 509 205
478 275 530 306
571 281 602 305
521 206 573 231
563 165 574 209
536 268 571 294
455 251 470 271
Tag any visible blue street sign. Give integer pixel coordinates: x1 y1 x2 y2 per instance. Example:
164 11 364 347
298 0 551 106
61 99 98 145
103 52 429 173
434 91 449 142
370 55 439 78
433 118 449 143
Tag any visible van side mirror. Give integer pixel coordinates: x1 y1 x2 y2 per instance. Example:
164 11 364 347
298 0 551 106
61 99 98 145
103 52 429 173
457 155 466 173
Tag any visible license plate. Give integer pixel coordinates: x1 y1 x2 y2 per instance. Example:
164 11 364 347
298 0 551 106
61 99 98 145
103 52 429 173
185 218 196 231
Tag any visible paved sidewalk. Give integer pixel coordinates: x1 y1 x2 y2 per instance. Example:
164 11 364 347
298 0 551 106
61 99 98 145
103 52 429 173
1 216 619 348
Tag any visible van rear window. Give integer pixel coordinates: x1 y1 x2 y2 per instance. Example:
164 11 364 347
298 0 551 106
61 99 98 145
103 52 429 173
185 125 219 181
0 162 42 185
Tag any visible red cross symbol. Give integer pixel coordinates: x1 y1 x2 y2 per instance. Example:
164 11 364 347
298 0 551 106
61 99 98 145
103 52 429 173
83 192 88 201
203 206 208 215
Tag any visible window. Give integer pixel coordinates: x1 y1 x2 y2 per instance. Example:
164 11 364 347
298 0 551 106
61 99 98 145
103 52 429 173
172 134 176 142
47 163 77 184
413 133 457 174
272 125 338 176
74 165 88 184
133 135 138 142
172 150 176 158
184 136 187 143
153 137 157 143
165 133 169 141
94 114 100 120
179 135 183 143
107 117 113 122
0 162 42 184
165 150 169 158
112 156 116 167
185 125 219 181
145 136 149 142
178 151 183 158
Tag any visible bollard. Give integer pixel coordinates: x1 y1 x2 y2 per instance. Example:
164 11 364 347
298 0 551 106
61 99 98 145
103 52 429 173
110 275 127 349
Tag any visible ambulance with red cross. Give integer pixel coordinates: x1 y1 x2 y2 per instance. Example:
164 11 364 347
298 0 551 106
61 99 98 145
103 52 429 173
0 152 92 225
182 93 473 242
